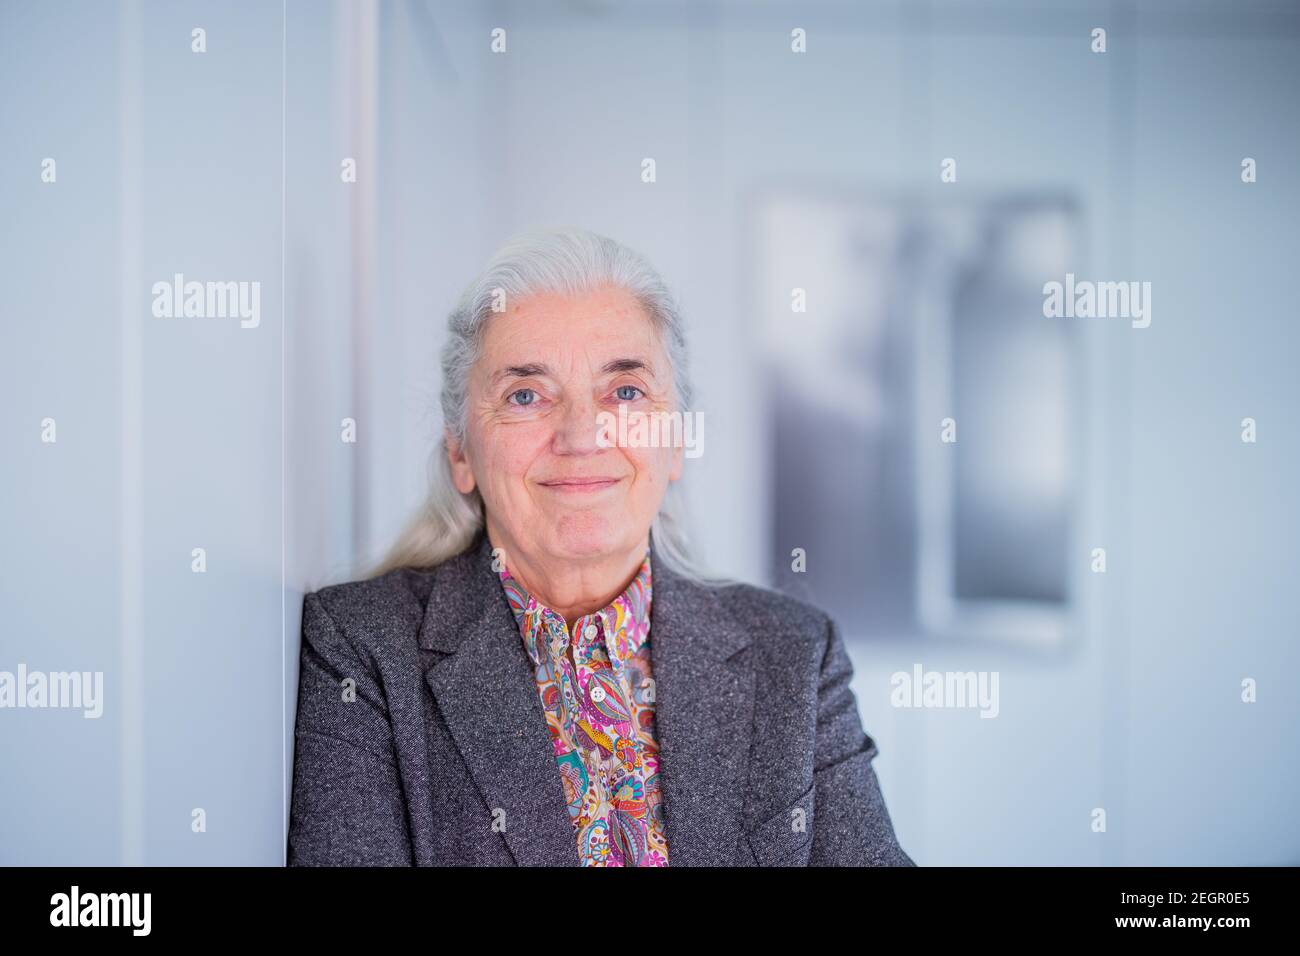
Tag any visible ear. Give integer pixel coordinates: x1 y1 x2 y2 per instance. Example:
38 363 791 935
446 428 478 494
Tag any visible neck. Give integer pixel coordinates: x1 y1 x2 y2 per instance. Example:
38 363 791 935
485 520 648 626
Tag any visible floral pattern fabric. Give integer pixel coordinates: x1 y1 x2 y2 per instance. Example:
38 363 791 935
498 552 669 867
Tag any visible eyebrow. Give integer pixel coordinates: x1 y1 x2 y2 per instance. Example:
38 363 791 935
492 363 549 385
489 358 658 385
601 358 656 378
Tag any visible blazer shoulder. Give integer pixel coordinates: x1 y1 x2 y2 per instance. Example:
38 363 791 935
708 578 831 628
699 578 835 654
305 566 437 653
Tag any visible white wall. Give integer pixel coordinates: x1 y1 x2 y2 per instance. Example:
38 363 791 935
301 0 1298 865
2 0 1294 866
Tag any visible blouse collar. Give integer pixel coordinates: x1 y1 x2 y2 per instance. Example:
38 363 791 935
498 550 653 669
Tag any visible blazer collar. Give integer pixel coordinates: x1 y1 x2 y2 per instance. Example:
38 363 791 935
417 528 755 866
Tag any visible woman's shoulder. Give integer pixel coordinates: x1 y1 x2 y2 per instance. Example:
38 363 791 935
672 572 837 653
711 578 829 625
302 540 488 649
674 576 861 697
302 565 441 646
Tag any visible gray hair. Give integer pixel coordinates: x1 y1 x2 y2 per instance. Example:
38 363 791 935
370 226 708 580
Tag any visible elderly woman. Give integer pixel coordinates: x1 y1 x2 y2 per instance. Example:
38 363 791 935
287 227 913 867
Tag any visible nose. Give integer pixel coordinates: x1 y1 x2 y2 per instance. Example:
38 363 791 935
551 390 604 457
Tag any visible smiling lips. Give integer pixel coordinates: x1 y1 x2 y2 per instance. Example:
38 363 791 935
537 476 624 494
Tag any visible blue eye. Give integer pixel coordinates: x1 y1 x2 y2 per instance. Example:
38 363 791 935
508 388 536 406
615 385 643 402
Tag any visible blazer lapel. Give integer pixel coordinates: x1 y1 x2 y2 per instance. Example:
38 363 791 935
648 538 756 866
415 530 756 867
418 533 578 867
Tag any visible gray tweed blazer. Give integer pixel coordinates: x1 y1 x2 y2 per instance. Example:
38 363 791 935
287 530 914 866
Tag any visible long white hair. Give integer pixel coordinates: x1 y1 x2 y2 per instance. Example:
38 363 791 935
368 225 708 580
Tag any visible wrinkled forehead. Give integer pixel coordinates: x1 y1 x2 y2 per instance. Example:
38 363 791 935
473 286 671 382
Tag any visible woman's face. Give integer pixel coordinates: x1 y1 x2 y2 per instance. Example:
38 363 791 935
448 284 684 569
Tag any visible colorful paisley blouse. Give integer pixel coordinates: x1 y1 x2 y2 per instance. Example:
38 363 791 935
498 552 669 867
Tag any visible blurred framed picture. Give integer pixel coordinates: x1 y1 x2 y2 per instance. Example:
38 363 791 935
752 187 1082 647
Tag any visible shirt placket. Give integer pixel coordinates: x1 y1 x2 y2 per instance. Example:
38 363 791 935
540 610 583 756
591 613 641 808
573 613 603 751
576 612 626 844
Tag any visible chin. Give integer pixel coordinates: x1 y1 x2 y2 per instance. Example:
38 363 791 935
547 510 635 560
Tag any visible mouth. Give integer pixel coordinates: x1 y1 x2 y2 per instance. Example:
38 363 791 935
537 476 625 494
